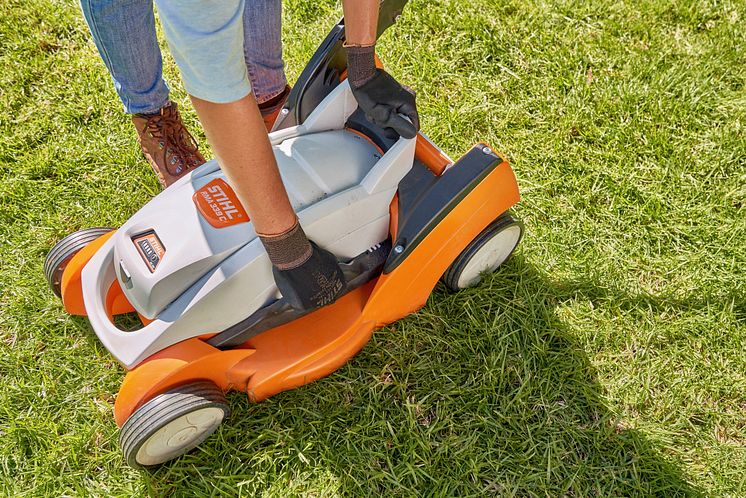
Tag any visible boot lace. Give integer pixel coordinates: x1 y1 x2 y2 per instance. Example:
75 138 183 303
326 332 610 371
144 109 201 174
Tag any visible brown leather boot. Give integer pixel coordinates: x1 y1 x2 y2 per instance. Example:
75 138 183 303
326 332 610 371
132 102 205 188
259 85 291 132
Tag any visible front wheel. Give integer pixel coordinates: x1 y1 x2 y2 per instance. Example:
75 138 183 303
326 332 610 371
119 382 230 468
44 227 113 297
441 211 523 291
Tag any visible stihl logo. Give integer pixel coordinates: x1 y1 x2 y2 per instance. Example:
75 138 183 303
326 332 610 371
202 185 240 222
193 178 249 228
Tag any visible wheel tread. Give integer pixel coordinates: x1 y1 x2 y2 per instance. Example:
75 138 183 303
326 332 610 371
119 381 229 468
44 227 113 297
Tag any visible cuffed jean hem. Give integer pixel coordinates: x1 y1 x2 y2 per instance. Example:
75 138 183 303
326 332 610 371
243 0 286 104
251 68 287 105
121 89 171 115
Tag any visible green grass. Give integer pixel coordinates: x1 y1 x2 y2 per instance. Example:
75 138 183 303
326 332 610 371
1 0 745 495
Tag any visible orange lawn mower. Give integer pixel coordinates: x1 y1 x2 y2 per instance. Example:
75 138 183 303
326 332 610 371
44 0 523 468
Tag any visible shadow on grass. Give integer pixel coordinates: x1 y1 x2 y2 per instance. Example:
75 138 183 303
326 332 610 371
129 254 703 496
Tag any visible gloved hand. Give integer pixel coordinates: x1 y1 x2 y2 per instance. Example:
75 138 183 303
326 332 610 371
346 44 420 139
272 242 345 311
260 221 345 311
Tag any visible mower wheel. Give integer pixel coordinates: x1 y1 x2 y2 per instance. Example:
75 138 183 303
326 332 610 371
44 227 114 298
119 382 229 468
442 211 523 291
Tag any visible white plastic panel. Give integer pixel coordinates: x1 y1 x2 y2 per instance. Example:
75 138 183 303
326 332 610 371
113 130 381 319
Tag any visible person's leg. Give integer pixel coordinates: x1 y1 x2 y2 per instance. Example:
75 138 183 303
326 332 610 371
243 0 287 105
80 0 169 114
156 0 344 309
243 0 290 130
80 0 205 187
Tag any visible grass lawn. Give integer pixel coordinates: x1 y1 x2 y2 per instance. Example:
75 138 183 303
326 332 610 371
1 0 745 495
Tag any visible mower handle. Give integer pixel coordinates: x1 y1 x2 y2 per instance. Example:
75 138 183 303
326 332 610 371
81 234 173 369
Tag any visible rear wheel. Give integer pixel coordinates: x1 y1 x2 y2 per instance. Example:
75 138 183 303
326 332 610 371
44 227 113 297
442 211 523 291
119 382 229 468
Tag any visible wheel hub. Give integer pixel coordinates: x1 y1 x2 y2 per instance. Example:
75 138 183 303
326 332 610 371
135 407 225 465
456 225 522 288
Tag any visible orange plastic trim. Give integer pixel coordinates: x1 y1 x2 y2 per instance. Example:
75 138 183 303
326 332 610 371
60 231 116 316
374 53 383 69
415 134 452 176
364 156 519 325
114 339 254 426
104 281 136 318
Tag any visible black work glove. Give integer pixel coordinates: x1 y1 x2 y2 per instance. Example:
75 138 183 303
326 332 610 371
272 242 345 311
346 45 420 139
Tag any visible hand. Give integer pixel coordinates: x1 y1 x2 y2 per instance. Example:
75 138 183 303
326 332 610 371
350 69 420 140
272 242 345 311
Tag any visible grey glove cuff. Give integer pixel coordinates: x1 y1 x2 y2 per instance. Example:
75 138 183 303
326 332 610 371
346 44 377 88
258 220 313 271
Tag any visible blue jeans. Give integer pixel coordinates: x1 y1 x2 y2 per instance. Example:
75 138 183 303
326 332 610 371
80 0 287 114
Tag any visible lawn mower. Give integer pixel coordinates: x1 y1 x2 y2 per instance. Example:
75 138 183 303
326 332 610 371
44 0 523 468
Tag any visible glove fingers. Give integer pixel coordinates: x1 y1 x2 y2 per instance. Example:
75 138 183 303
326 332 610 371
383 127 400 140
387 112 418 139
397 102 420 133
